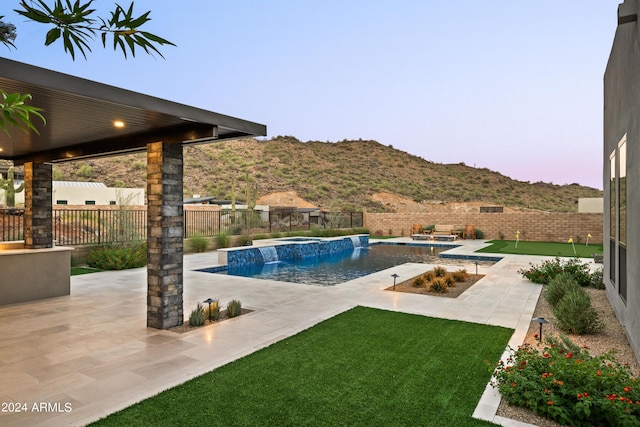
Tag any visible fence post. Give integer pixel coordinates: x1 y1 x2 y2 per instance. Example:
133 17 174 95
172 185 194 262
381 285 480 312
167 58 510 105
98 209 101 245
184 209 188 238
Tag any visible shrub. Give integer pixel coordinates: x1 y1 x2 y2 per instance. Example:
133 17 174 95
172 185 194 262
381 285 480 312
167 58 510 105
215 232 231 248
189 303 206 327
474 228 485 239
413 276 425 288
544 272 580 308
87 242 147 270
492 339 640 426
452 269 469 282
562 258 592 287
429 278 447 293
554 288 603 335
590 268 605 290
432 266 447 277
237 234 252 246
519 257 591 286
187 234 208 253
226 299 242 318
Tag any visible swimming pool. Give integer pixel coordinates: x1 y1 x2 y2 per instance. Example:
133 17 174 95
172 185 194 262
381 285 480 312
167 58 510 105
201 243 495 287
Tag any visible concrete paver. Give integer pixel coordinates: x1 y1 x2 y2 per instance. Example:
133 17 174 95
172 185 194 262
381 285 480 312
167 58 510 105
0 238 549 426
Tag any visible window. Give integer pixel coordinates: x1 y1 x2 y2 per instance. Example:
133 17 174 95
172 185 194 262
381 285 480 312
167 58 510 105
609 150 616 284
56 200 68 205
85 200 96 205
109 201 116 205
618 137 627 301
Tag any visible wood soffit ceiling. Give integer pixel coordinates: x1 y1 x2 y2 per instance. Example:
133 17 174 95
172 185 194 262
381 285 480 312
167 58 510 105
0 58 266 165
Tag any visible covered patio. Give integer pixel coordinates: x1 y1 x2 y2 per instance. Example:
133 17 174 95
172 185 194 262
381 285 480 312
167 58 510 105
0 58 266 328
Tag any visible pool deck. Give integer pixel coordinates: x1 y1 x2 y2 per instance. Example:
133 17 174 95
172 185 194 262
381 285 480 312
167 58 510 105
0 238 559 426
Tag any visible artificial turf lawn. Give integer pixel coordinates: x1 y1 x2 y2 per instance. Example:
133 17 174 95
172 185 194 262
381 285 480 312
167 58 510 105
70 266 101 275
90 306 512 427
475 240 603 258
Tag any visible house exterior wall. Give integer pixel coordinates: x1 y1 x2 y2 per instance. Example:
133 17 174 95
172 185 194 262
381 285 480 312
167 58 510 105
8 182 145 206
603 0 640 361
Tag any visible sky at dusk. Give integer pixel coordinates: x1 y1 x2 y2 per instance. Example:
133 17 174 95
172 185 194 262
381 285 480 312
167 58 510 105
3 1 621 189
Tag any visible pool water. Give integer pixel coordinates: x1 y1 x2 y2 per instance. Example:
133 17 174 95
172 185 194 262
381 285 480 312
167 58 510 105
212 244 482 287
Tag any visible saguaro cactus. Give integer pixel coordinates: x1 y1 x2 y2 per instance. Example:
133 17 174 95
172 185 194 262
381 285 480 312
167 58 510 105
0 166 24 207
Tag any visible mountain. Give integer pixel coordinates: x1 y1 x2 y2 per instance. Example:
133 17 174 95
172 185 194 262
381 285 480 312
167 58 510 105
46 136 601 212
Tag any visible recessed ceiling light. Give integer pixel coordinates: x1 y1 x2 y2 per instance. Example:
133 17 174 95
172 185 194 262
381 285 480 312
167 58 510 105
113 120 125 128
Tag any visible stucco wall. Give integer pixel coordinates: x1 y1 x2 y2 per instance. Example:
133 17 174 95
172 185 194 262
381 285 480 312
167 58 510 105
0 246 72 306
603 0 640 361
364 211 603 243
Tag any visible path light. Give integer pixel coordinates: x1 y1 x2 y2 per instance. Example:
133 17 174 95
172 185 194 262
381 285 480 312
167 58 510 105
532 317 550 341
474 261 479 275
391 273 399 291
203 298 215 321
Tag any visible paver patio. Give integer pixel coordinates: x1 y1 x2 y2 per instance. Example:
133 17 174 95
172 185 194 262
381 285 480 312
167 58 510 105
0 238 547 426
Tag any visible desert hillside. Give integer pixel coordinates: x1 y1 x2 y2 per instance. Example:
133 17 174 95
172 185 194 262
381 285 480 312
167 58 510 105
3 136 602 212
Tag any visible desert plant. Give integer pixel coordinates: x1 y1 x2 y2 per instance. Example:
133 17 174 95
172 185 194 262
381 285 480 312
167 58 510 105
189 303 206 327
215 232 231 248
443 274 456 287
226 299 242 318
544 272 580 308
187 234 209 253
206 300 220 321
452 269 469 282
413 276 425 288
422 271 435 282
0 166 24 207
554 288 603 335
429 278 447 293
589 267 605 290
76 163 93 178
432 266 447 277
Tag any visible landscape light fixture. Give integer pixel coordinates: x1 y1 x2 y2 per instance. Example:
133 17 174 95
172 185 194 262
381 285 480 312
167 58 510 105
474 261 479 275
203 298 215 321
532 317 550 341
391 273 399 291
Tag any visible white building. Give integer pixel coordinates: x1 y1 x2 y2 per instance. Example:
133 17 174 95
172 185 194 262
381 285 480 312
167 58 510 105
6 181 145 206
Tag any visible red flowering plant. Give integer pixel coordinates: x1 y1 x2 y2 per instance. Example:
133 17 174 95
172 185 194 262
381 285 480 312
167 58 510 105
490 335 640 426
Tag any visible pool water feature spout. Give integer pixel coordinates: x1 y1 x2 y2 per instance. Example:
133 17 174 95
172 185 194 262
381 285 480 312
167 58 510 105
258 246 279 263
350 236 362 248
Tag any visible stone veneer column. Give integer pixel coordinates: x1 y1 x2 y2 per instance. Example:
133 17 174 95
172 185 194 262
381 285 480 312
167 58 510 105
24 162 53 249
147 141 184 329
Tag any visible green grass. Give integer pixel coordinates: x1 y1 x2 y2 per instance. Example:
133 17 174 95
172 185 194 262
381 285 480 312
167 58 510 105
71 266 102 275
476 240 603 257
90 306 512 426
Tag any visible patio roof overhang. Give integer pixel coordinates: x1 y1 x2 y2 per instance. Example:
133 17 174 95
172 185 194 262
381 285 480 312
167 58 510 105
0 58 267 165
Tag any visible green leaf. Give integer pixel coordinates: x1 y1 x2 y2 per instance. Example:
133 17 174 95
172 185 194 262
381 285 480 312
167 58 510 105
45 27 61 46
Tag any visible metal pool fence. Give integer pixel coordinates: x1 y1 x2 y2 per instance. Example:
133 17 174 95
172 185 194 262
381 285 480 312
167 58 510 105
0 208 363 245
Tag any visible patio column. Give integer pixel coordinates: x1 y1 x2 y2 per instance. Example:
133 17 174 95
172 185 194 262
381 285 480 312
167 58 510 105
23 162 53 249
146 141 184 329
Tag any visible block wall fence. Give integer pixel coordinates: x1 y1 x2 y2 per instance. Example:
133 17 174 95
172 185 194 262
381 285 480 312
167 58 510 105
363 212 604 244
